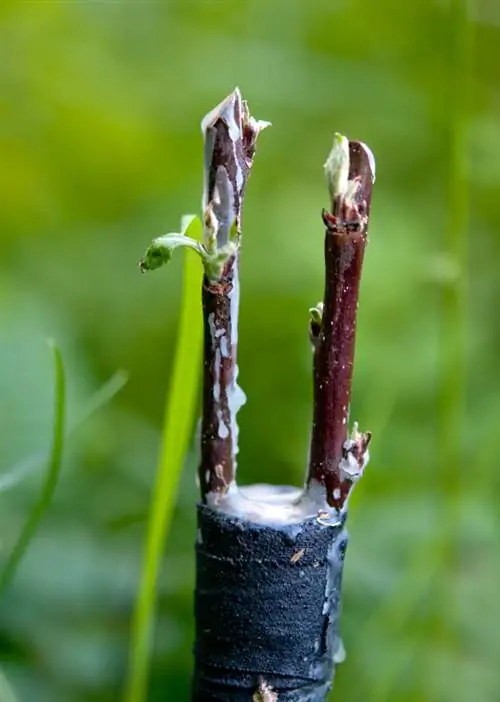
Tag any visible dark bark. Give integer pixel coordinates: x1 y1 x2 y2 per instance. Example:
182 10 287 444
198 90 267 501
199 257 239 496
308 141 374 510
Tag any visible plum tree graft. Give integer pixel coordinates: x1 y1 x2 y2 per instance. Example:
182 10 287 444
139 91 375 702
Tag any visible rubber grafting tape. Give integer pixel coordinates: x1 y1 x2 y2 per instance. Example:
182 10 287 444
192 503 348 702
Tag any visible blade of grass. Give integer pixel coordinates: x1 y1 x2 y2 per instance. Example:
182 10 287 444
0 339 66 596
124 242 203 702
0 370 128 495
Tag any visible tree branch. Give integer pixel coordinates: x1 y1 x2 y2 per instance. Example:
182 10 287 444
199 89 268 501
307 137 375 511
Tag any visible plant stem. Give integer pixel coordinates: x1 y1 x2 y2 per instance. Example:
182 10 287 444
307 141 375 510
198 89 268 501
200 256 239 495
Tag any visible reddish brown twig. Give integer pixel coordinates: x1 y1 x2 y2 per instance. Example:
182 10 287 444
198 90 268 501
307 140 375 511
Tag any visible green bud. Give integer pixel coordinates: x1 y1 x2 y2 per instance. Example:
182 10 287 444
309 302 324 326
308 302 324 345
138 214 237 281
139 233 205 273
324 133 349 199
139 216 204 272
204 242 238 281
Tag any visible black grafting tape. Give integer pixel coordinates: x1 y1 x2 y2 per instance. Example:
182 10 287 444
192 503 348 702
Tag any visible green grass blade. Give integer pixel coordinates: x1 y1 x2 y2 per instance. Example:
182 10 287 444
124 246 203 702
0 370 128 495
0 340 66 596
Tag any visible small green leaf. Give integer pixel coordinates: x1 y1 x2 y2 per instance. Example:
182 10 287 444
139 216 206 272
139 216 237 281
139 233 205 272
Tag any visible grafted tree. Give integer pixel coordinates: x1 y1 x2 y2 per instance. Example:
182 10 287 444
140 89 375 702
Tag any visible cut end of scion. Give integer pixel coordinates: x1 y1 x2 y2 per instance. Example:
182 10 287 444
139 89 270 284
201 88 270 253
201 88 271 145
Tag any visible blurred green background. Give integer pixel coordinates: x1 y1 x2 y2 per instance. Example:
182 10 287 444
2 0 500 700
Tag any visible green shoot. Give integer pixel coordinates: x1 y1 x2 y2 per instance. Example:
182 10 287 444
139 215 236 281
324 132 350 200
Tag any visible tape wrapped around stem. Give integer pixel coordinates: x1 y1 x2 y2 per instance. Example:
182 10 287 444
192 503 348 702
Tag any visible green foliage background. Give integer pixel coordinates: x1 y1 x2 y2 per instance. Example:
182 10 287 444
1 0 500 700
